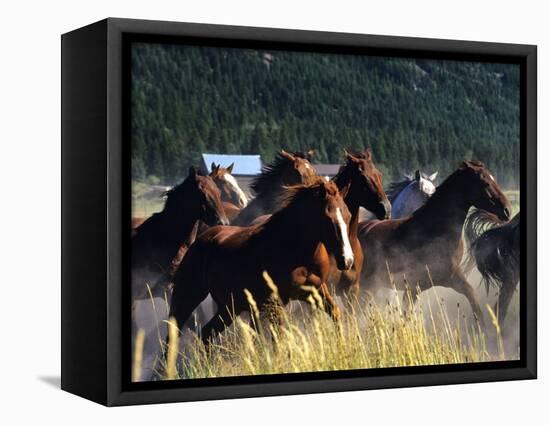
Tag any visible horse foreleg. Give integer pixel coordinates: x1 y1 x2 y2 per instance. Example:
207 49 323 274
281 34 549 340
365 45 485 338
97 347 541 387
337 268 361 302
447 272 485 328
291 268 341 321
200 306 234 347
317 282 341 322
300 280 341 322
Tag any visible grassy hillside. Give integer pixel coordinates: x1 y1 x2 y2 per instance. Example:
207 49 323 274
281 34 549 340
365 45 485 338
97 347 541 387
131 42 520 187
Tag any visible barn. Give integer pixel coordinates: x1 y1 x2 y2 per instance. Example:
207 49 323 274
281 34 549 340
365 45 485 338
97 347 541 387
201 153 262 197
313 164 341 179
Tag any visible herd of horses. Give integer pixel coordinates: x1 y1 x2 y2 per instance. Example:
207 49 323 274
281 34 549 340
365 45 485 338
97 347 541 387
131 149 520 351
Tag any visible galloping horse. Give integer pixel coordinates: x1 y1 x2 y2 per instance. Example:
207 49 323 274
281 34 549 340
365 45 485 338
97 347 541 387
465 211 520 323
232 150 318 225
330 149 391 295
358 161 511 324
387 170 438 219
132 167 229 301
209 162 248 221
169 178 354 344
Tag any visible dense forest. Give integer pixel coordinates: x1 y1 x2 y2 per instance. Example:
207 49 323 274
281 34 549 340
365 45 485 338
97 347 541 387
131 42 520 188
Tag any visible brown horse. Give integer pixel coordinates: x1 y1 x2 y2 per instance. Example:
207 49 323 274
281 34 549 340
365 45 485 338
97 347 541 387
209 162 248 221
329 149 391 295
232 150 318 225
131 167 229 301
358 160 511 324
169 178 354 344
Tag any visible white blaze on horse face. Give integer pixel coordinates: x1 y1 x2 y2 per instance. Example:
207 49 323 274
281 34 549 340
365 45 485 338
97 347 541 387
489 174 495 182
223 173 248 207
335 207 354 269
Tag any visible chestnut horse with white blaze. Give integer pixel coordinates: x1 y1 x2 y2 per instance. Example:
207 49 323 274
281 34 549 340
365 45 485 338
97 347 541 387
329 149 391 295
169 178 354 345
209 162 248 221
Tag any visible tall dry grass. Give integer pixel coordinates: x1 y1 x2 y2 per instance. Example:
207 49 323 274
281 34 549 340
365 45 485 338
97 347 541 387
134 272 504 381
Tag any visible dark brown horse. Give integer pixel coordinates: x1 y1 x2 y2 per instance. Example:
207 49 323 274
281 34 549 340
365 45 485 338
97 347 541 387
169 178 354 344
132 167 229 301
358 161 511 324
465 211 520 323
330 149 391 295
209 162 248 221
232 150 318 225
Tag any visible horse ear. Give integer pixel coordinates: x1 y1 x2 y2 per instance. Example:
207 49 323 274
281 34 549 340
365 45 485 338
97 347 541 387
226 163 234 173
428 172 438 181
364 148 372 160
188 166 197 178
211 162 217 172
414 170 421 181
344 148 354 162
280 150 294 160
306 149 315 159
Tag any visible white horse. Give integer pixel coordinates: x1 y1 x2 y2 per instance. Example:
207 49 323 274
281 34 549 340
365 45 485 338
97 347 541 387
388 170 438 218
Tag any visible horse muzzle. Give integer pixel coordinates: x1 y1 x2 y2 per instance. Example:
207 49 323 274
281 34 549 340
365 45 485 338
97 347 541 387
336 255 354 271
499 206 512 221
375 200 392 220
218 216 230 226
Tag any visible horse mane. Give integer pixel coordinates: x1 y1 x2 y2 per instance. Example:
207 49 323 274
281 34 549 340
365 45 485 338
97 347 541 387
410 162 488 220
332 162 353 189
275 177 337 214
162 177 193 213
134 180 191 239
250 153 294 196
332 150 373 188
387 176 414 203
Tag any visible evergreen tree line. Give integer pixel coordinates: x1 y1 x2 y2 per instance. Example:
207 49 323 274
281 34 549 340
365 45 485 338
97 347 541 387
131 42 520 188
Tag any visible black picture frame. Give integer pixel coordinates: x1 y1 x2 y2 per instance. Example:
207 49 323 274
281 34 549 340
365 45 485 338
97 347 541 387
61 17 537 406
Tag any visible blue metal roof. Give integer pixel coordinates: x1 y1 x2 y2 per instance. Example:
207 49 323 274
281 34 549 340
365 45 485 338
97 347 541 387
202 153 262 176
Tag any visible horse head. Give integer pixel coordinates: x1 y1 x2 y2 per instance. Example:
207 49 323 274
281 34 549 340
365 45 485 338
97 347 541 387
166 166 230 226
284 178 354 271
457 160 511 221
343 148 391 219
279 149 318 186
414 169 437 197
318 179 355 271
209 162 248 208
388 169 438 219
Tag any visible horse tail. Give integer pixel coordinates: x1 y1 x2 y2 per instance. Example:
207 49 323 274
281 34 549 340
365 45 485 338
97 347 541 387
463 209 504 248
462 208 506 276
468 213 520 296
